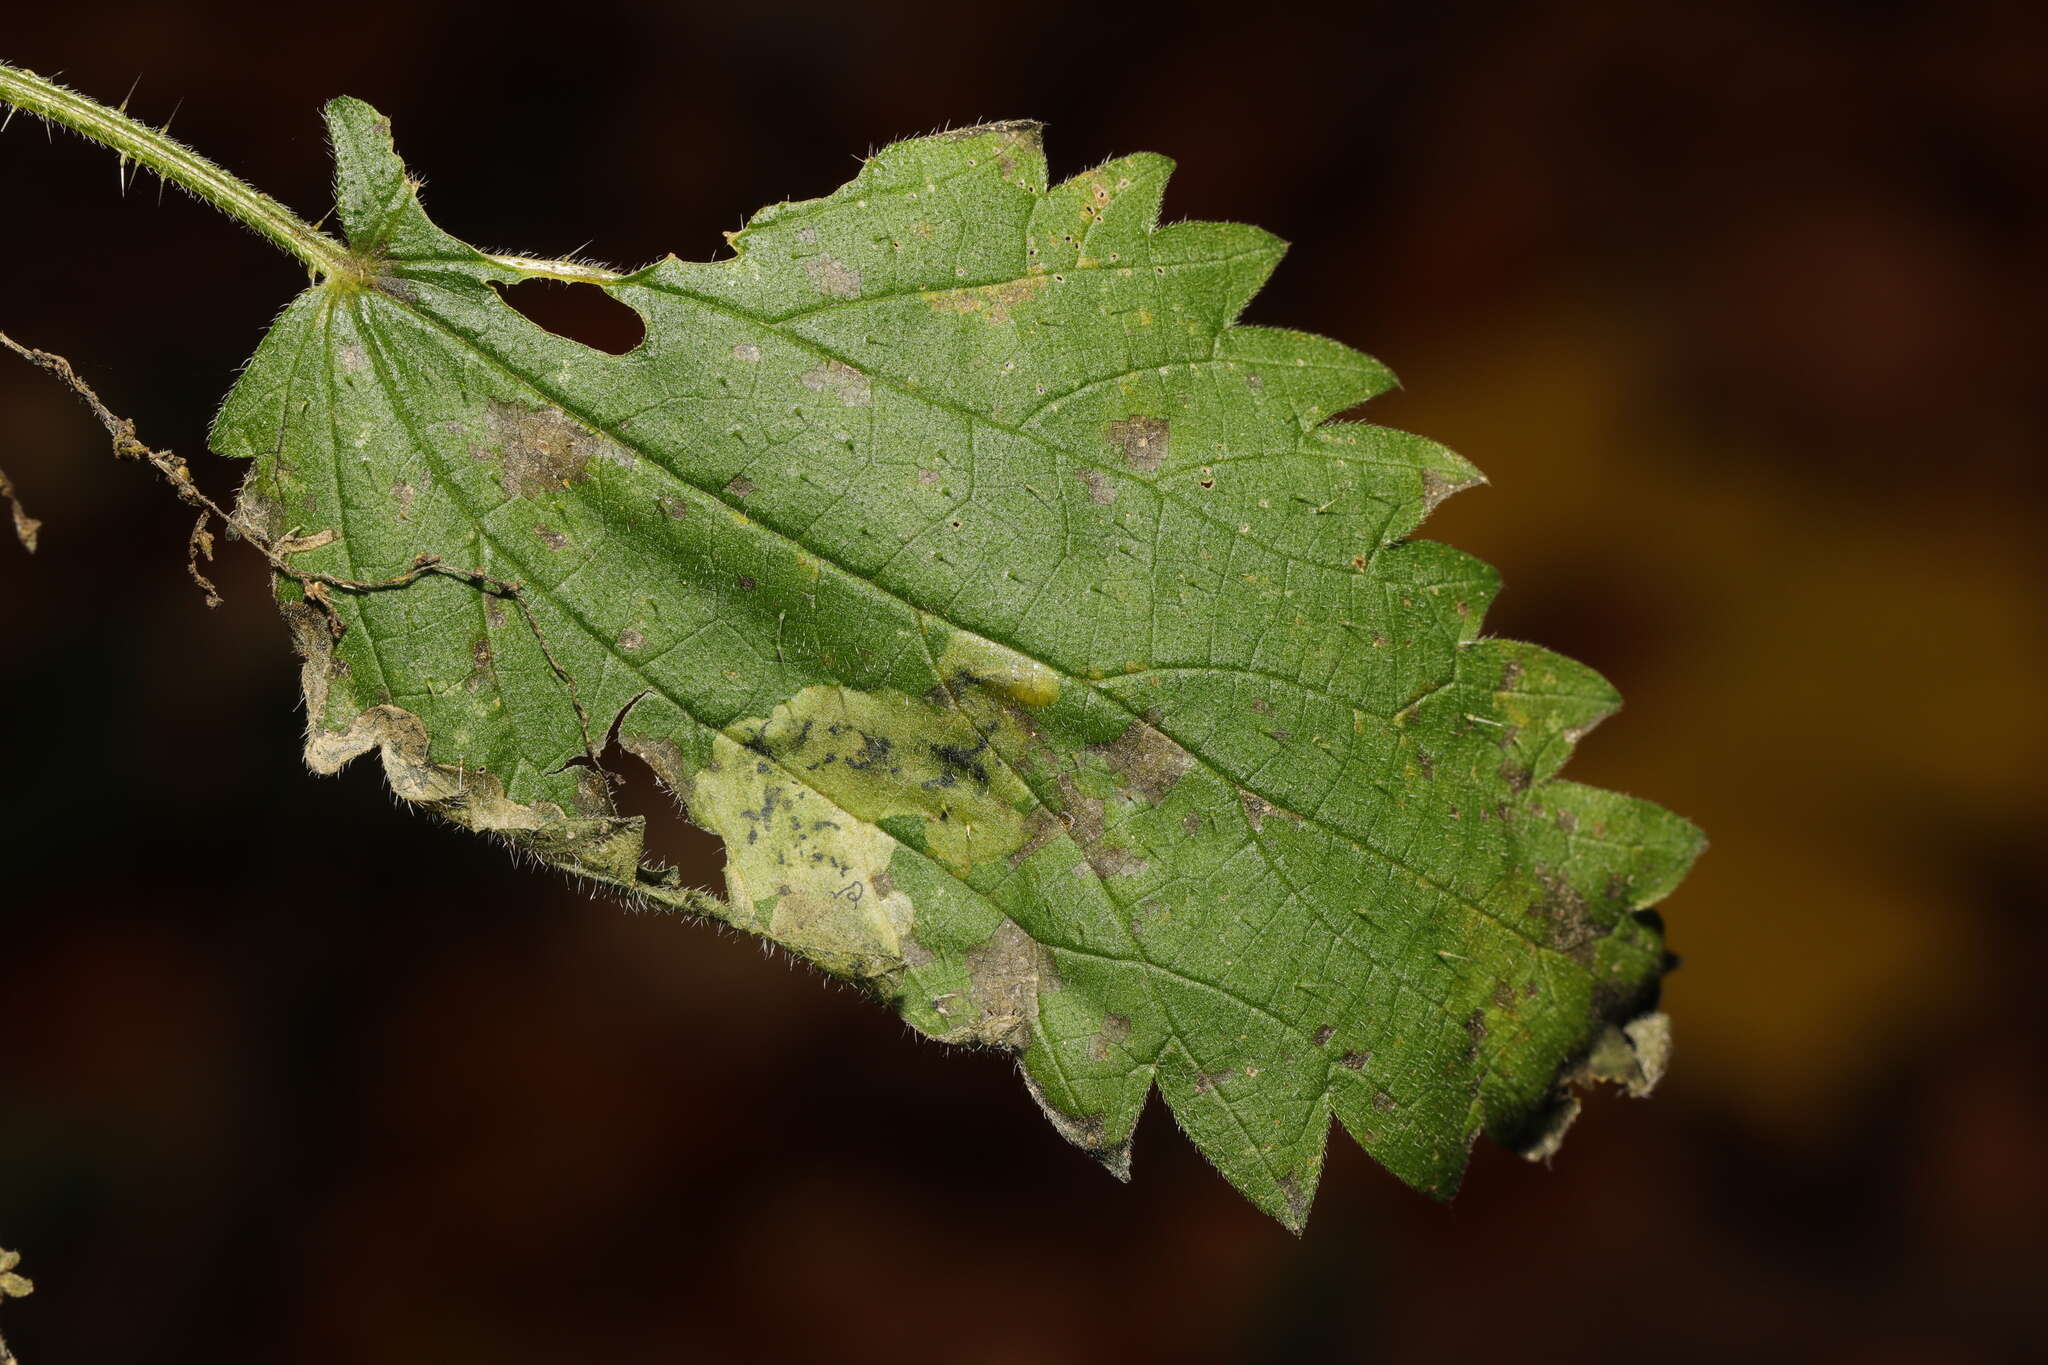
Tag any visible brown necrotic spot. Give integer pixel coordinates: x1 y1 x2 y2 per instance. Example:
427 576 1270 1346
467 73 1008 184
966 919 1059 1048
923 274 1049 323
1008 808 1064 867
1239 790 1275 831
1092 718 1193 806
1089 1012 1133 1062
1534 868 1602 961
1045 758 1154 881
572 766 614 817
1464 1009 1489 1059
1072 468 1118 505
1106 415 1169 472
234 484 288 545
463 637 496 694
485 400 631 498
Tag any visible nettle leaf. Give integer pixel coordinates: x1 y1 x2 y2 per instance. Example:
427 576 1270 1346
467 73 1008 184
214 102 1701 1228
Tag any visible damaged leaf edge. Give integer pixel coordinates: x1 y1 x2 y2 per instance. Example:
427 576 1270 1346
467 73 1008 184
284 602 725 920
1513 1009 1675 1164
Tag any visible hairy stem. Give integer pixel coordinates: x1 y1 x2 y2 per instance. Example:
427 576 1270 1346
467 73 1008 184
0 62 355 280
484 252 627 285
0 65 629 286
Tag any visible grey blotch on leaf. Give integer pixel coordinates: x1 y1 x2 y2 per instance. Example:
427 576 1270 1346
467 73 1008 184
803 253 861 299
800 360 872 407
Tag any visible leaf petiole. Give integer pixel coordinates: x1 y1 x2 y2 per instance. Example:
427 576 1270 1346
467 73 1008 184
0 62 357 281
0 64 631 289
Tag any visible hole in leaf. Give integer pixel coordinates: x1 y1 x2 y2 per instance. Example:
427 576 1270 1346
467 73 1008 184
495 278 645 355
607 742 724 882
589 693 723 882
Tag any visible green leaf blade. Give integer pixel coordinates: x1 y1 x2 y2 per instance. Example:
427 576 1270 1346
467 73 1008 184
216 107 1702 1229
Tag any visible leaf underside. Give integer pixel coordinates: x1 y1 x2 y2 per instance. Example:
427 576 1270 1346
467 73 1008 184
218 104 1702 1230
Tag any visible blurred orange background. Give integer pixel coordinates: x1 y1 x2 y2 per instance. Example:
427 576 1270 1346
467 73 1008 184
1 2 2041 1361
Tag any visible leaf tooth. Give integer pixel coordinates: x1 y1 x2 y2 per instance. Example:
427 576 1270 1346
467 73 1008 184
1467 639 1623 788
1155 1039 1332 1231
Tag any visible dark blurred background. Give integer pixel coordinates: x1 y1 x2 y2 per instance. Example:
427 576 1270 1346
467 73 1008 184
1 2 2042 1361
